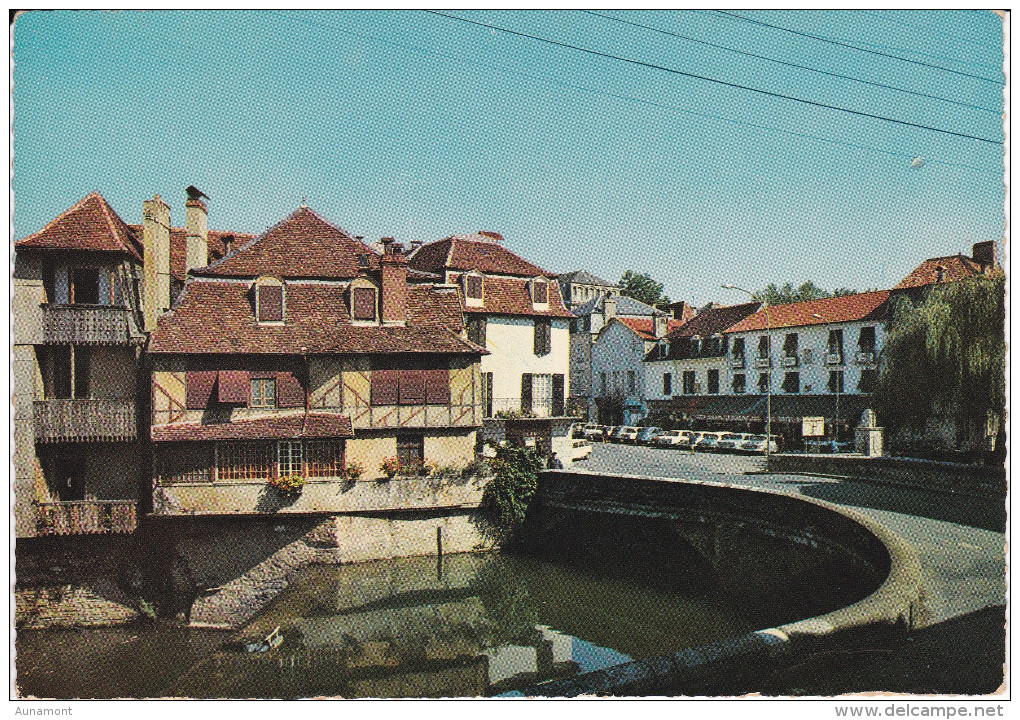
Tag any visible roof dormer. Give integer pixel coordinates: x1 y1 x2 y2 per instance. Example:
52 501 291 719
529 276 550 311
349 276 380 326
253 275 285 325
462 271 485 308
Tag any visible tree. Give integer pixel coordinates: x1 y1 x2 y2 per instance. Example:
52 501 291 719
756 281 833 305
875 275 1005 453
619 270 670 308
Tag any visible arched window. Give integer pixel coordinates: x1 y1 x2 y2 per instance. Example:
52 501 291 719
254 276 285 323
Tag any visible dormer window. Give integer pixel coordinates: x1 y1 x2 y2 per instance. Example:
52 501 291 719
352 286 378 322
254 276 285 324
463 272 484 308
530 277 550 309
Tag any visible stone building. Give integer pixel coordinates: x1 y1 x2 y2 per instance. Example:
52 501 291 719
556 269 617 311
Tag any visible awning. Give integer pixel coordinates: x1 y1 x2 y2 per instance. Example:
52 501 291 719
152 412 353 442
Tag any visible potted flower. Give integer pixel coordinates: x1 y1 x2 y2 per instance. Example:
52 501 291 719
268 474 305 497
343 461 364 483
379 456 402 480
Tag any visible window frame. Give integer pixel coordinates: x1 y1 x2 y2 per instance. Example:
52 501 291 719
352 286 378 322
277 440 304 478
250 377 277 409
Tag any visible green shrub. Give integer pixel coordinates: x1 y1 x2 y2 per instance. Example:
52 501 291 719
269 474 305 496
481 443 544 527
343 462 364 482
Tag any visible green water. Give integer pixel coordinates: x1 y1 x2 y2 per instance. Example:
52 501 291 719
16 551 796 698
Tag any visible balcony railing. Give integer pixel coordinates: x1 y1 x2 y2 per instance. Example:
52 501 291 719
34 399 137 442
855 350 877 365
782 354 799 367
36 500 137 536
42 304 134 345
730 355 745 369
826 352 844 365
754 356 771 369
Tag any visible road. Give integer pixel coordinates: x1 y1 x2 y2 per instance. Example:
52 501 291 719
577 442 1006 626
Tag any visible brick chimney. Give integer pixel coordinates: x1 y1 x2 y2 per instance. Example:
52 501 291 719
972 240 999 271
380 239 408 326
477 231 503 244
185 196 209 274
142 194 171 331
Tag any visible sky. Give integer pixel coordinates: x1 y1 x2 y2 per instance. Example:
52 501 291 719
11 10 1006 306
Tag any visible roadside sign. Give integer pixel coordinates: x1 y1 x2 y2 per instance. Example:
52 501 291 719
802 416 826 437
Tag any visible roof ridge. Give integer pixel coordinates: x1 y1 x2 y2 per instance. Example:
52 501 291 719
17 190 98 244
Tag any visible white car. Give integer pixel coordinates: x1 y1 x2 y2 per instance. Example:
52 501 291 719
715 433 755 453
571 439 593 462
617 426 640 444
693 431 734 452
737 434 779 454
652 430 693 449
581 424 606 441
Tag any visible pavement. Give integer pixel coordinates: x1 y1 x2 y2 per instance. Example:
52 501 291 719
577 442 1007 695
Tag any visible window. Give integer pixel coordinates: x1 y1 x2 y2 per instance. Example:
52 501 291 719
466 316 487 346
758 335 771 358
858 326 876 353
465 275 484 300
758 372 770 393
663 373 672 396
828 329 844 360
626 370 636 395
859 369 878 393
533 280 548 304
482 372 494 417
782 372 800 394
306 441 344 478
533 374 552 416
828 370 844 394
783 333 799 359
42 346 73 399
682 371 696 395
257 284 283 322
69 267 100 305
707 369 720 394
353 287 377 321
732 337 745 358
251 378 276 408
732 374 746 394
399 369 427 405
278 440 304 477
155 443 212 484
397 434 424 468
534 318 552 356
218 442 274 480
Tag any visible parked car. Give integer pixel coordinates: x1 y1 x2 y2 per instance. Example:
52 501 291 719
635 426 662 445
605 426 622 442
581 424 606 441
652 430 692 449
715 433 755 453
692 431 733 452
617 426 640 444
681 431 706 450
737 434 779 454
571 439 593 462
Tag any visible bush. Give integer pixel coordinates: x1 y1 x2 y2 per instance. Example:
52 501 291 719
481 443 544 527
269 474 305 496
380 456 402 479
462 458 489 479
343 462 364 482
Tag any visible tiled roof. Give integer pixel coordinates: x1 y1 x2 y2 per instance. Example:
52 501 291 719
152 411 353 442
612 316 685 341
15 192 143 260
665 302 761 340
195 206 380 279
893 255 983 290
574 294 657 318
725 291 890 333
148 281 485 355
409 234 551 278
559 270 615 287
126 224 258 282
453 274 575 318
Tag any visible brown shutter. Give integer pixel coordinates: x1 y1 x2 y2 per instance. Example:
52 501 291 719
534 321 542 355
276 371 304 407
521 373 533 413
399 368 427 405
371 369 399 405
186 371 217 409
467 275 483 299
534 281 548 304
544 319 552 354
425 368 451 405
353 287 376 321
218 370 250 403
258 285 283 322
552 374 565 415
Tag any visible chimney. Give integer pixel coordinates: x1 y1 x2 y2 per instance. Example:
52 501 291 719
477 231 503 244
380 245 408 326
142 194 171 331
604 293 617 321
410 240 424 253
654 312 668 339
185 195 209 274
972 240 999 271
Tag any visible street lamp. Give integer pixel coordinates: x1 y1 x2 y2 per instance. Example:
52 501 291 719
722 284 771 470
812 313 840 451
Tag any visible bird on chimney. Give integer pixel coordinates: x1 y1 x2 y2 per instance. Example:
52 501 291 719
186 185 210 201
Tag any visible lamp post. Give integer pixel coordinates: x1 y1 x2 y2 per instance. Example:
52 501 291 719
722 284 771 470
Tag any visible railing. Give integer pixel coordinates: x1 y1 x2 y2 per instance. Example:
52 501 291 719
782 355 799 367
484 397 562 418
42 304 133 345
729 356 745 369
754 356 771 369
826 352 844 365
34 399 137 442
855 351 876 365
35 500 137 536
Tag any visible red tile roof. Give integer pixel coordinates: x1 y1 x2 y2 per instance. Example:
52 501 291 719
409 234 552 278
725 291 891 333
127 224 258 282
195 206 380 279
613 316 686 341
893 255 984 290
455 274 575 318
665 302 761 340
15 192 143 260
148 280 484 355
152 411 353 442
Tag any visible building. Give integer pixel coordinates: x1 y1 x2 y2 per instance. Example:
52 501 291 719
557 270 617 311
145 205 488 513
408 231 573 418
591 310 685 426
892 240 1002 302
644 291 891 446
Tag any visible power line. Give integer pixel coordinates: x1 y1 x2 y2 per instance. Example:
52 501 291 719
714 10 1003 86
582 10 998 115
425 11 1002 146
269 11 992 174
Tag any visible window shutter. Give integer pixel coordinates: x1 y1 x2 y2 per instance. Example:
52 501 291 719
218 370 250 403
258 285 283 322
353 287 377 321
552 374 565 415
466 275 483 299
276 371 304 407
521 373 533 413
533 321 541 355
186 370 217 409
534 319 551 356
371 369 399 405
534 281 548 304
399 369 427 405
425 368 450 405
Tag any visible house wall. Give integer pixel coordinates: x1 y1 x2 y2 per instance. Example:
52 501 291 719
87 347 137 399
644 355 728 402
479 316 570 409
591 323 648 402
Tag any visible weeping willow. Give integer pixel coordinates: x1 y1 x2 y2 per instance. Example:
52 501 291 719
876 274 1005 449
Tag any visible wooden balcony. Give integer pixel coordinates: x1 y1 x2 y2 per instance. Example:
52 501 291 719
34 399 137 442
42 304 134 345
35 500 137 536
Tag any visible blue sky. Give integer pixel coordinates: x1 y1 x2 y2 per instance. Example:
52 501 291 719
12 10 1005 305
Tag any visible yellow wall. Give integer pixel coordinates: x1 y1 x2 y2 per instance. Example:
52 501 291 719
347 435 397 480
424 431 476 468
